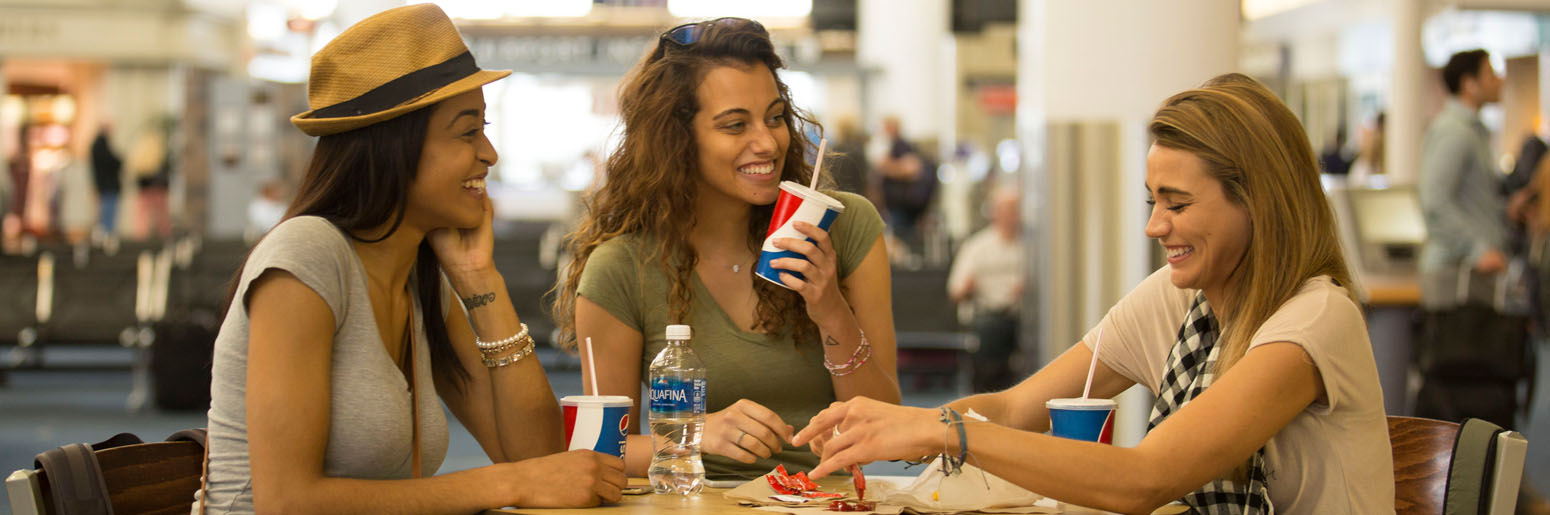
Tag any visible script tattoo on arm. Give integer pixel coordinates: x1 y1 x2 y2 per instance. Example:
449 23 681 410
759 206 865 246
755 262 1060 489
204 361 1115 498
461 292 496 310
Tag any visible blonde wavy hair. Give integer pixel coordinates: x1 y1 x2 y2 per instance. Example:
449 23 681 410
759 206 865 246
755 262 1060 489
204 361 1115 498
550 18 824 350
1149 73 1357 375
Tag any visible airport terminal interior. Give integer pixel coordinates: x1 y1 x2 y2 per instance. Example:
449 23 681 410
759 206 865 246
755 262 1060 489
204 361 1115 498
3 0 1550 512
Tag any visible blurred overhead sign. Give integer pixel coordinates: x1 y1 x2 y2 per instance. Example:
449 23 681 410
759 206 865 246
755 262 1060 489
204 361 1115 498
0 9 236 67
462 33 803 72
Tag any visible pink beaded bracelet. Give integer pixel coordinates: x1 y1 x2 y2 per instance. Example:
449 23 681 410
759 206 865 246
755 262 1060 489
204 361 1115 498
823 329 872 376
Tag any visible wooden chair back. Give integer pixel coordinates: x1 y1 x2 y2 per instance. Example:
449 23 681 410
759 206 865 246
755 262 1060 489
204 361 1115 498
1390 415 1459 515
36 439 203 515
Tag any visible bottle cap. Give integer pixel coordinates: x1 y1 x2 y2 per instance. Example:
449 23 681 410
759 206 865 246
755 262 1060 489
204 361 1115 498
666 324 692 340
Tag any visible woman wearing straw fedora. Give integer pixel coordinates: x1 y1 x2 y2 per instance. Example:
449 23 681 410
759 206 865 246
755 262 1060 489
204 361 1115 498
794 74 1393 514
197 5 624 513
552 18 900 481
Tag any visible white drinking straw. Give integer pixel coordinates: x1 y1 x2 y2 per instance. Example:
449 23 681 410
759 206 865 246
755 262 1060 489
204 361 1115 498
1081 328 1104 399
585 337 599 395
808 138 828 191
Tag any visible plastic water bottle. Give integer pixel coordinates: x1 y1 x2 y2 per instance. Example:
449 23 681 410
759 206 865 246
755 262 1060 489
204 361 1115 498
647 324 707 495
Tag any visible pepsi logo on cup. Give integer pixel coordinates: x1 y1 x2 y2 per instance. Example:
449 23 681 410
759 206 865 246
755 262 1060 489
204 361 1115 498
561 395 632 458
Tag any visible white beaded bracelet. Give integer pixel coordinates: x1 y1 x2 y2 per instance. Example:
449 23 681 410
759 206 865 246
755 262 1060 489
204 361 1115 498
476 323 529 350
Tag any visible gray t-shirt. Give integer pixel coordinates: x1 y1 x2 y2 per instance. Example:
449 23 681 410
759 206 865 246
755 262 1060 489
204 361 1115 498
197 216 449 513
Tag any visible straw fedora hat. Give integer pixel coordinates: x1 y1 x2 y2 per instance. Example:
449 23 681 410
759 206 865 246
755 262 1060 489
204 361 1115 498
290 4 510 136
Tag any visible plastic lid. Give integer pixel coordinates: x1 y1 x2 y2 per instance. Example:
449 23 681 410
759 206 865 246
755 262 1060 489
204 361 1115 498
1045 397 1117 410
666 324 692 340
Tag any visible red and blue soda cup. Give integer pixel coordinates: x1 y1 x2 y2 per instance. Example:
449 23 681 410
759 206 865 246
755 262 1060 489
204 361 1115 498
756 181 845 289
562 395 632 458
1046 398 1116 444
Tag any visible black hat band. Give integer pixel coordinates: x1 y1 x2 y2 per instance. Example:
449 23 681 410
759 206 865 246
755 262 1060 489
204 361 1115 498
310 51 479 119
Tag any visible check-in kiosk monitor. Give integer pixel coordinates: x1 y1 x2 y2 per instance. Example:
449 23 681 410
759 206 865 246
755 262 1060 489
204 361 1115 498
1346 186 1426 273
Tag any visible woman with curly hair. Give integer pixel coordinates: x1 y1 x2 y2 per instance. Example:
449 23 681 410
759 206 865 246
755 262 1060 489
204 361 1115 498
553 17 900 480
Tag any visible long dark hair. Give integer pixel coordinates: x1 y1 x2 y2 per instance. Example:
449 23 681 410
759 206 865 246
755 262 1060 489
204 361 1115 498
223 107 469 391
552 17 826 350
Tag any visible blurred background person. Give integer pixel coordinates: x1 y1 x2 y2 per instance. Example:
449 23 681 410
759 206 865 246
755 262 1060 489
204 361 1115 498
1419 49 1507 299
126 121 172 240
875 115 937 259
947 187 1024 393
55 153 94 245
1416 48 1524 429
89 124 122 237
827 116 870 196
1318 123 1353 176
1347 112 1385 186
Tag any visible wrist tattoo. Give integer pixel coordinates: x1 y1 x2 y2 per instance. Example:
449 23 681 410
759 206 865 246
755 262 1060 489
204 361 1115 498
825 335 840 346
462 292 496 310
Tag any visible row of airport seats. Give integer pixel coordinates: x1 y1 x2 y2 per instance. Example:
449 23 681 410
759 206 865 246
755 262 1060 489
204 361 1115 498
0 241 171 354
889 267 972 393
0 237 242 411
0 223 571 411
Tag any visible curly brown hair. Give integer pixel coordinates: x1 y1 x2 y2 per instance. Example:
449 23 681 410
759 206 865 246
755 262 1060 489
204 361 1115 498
551 18 828 350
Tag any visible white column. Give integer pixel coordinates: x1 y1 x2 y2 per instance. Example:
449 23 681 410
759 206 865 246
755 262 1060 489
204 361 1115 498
857 0 950 144
1540 48 1550 139
1387 0 1425 185
1019 0 1238 447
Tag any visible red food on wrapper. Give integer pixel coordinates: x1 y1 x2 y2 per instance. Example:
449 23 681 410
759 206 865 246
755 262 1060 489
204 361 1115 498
827 499 877 511
766 465 842 498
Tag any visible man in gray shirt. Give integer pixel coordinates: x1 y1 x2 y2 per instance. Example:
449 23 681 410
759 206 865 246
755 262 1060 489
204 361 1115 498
1419 49 1506 308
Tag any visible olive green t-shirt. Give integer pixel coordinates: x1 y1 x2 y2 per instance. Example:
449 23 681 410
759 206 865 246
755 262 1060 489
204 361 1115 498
577 191 883 479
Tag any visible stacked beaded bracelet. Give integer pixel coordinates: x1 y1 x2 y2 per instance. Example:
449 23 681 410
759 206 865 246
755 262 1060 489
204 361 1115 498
481 342 533 368
822 329 872 376
478 322 535 368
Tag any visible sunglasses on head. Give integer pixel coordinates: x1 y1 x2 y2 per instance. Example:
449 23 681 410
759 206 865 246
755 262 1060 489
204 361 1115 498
660 17 766 47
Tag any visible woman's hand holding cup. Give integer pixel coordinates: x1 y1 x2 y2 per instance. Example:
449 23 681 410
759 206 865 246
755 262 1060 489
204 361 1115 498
771 221 847 320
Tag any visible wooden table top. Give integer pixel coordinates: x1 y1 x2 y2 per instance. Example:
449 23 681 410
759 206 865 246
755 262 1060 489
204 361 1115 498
486 478 1186 515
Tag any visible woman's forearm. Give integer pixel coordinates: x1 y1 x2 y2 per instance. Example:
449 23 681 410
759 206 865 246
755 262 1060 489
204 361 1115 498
816 311 901 404
453 270 564 461
624 433 654 476
255 464 515 514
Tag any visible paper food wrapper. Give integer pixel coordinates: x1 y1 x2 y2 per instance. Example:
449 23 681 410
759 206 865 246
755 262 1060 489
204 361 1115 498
866 408 1054 513
879 457 1053 514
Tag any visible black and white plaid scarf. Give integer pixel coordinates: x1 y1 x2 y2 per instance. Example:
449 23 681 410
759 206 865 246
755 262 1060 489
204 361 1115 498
1147 292 1274 514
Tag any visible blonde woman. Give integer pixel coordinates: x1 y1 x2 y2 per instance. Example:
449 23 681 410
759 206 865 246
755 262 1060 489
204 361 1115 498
795 74 1393 514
